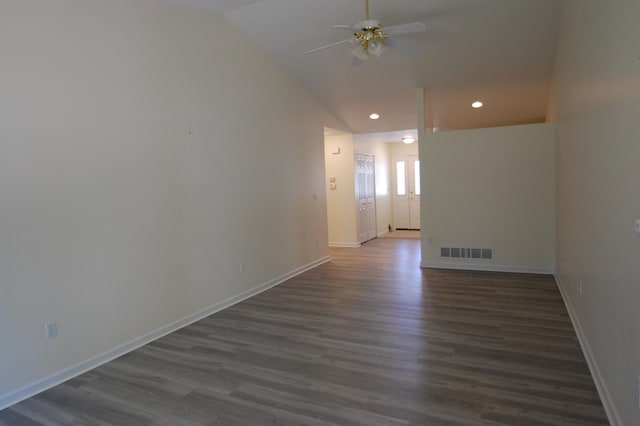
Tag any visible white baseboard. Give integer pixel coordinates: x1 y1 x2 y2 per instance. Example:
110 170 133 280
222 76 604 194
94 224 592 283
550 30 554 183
421 260 553 275
0 255 331 411
328 242 361 248
553 273 621 426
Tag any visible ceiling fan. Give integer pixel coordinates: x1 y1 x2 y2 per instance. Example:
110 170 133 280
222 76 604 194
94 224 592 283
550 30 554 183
305 0 426 62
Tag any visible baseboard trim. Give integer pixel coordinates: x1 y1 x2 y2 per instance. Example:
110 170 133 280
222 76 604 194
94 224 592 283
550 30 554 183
420 261 553 275
328 242 361 248
0 255 331 411
553 273 621 426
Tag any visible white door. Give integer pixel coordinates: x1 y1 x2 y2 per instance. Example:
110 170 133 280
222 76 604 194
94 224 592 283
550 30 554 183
356 153 376 243
393 155 421 230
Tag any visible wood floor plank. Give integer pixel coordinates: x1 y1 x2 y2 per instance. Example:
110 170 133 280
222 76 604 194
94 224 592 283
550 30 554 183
0 238 609 425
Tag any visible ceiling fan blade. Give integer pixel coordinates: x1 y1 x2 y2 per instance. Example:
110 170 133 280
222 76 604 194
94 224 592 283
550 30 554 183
305 38 352 55
384 22 426 36
333 25 354 31
385 37 422 56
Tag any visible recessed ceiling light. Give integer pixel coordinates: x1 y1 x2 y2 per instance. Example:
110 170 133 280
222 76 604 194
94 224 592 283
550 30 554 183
369 113 380 120
472 101 483 109
402 137 415 144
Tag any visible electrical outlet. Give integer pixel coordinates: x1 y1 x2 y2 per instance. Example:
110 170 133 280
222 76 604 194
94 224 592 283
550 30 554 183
239 261 246 272
45 321 57 339
578 280 583 297
636 218 640 238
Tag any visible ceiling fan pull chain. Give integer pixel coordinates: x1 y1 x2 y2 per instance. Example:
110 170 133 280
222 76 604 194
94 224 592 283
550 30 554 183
365 0 370 20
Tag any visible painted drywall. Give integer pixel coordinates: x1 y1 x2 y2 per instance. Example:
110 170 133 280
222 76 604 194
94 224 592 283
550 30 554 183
0 0 345 403
324 133 358 246
420 123 556 273
353 137 392 236
390 140 420 158
548 1 640 424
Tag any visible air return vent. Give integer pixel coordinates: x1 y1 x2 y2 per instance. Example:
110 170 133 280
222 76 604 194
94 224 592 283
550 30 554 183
441 247 493 260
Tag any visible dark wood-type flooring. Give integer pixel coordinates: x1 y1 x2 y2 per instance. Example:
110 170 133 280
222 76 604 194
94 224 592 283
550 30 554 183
0 238 608 425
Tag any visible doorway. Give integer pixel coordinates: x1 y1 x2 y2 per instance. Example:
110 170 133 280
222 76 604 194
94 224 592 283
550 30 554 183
392 155 420 230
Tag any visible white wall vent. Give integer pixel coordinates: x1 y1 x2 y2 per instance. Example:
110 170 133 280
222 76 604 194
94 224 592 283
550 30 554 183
440 247 493 260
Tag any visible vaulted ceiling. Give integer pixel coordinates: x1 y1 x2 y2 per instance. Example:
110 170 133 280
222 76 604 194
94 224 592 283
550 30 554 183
164 0 562 136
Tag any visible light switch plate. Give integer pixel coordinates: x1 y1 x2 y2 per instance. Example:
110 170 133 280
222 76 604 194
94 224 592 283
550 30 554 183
45 321 57 339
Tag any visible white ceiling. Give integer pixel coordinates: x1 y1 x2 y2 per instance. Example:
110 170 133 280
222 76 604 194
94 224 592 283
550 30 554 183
166 0 562 136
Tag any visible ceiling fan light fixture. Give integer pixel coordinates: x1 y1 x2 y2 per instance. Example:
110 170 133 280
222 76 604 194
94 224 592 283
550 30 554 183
352 38 385 60
352 43 370 61
369 113 380 120
402 137 416 144
350 21 388 60
472 101 484 109
305 0 426 61
367 40 384 57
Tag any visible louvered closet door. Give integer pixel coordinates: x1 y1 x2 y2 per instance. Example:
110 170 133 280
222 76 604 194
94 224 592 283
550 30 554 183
356 153 376 244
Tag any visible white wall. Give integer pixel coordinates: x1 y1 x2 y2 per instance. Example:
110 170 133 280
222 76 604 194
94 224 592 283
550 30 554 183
420 123 556 273
549 1 640 424
354 137 392 236
390 141 419 158
324 133 358 246
0 0 344 406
